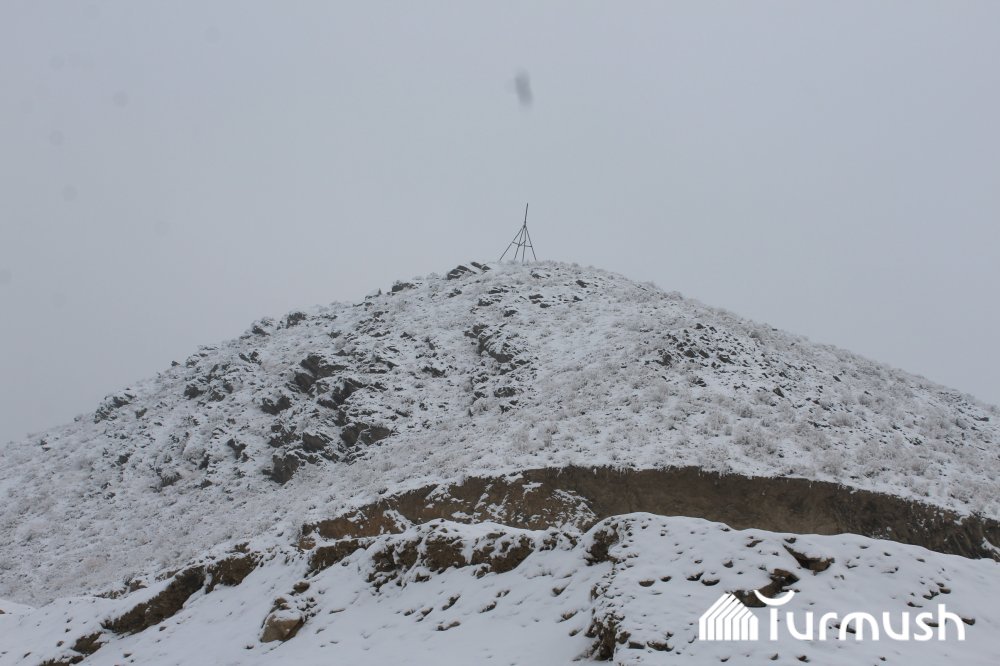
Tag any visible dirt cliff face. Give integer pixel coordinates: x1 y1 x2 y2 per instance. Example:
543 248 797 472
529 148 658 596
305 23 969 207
304 466 1000 560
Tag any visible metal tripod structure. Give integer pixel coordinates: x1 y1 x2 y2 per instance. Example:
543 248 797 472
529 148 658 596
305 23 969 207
499 203 537 263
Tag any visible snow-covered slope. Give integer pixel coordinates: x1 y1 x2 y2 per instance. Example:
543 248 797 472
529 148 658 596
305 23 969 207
1 262 997 605
2 515 996 665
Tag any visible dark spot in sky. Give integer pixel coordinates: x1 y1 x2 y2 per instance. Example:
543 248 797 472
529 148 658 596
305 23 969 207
61 185 78 202
50 292 68 308
49 130 65 147
0 269 11 287
48 55 65 71
205 25 221 43
113 91 129 108
514 70 533 108
153 219 171 236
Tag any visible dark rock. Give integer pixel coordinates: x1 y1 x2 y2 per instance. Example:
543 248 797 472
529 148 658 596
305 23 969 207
783 545 833 572
238 351 261 365
293 372 316 393
318 378 366 409
390 281 415 293
466 323 526 372
267 453 301 484
652 351 673 367
260 393 292 415
268 424 298 448
226 438 247 461
301 431 332 453
358 424 393 446
366 354 397 373
299 354 347 379
341 422 393 448
94 392 135 423
294 352 349 393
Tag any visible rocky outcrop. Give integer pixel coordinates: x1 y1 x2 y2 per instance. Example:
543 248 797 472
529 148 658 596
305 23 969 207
93 391 135 423
304 466 1000 561
260 606 304 643
102 567 206 635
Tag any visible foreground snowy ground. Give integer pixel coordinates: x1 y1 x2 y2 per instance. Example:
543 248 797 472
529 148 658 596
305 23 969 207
2 515 996 665
1 262 997 605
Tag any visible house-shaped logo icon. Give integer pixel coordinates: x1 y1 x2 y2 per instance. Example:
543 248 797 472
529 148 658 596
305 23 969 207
698 593 759 641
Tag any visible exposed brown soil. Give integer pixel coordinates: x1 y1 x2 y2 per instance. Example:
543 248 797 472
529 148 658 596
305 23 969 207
304 466 1000 560
102 567 206 635
362 523 549 590
308 537 373 573
205 553 258 592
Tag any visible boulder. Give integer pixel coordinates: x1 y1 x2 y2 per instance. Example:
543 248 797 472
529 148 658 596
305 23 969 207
260 609 304 643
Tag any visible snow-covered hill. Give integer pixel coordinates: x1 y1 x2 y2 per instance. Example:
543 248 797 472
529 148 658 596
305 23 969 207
2 515 996 665
1 261 997 608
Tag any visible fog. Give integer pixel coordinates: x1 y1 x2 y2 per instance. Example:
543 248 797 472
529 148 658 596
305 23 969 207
2 1 998 444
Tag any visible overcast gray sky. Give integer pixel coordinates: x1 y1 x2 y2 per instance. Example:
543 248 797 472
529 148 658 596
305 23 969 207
1 1 998 444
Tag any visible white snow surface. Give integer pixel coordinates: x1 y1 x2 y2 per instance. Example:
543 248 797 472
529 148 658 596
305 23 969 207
2 515 996 665
1 262 997 605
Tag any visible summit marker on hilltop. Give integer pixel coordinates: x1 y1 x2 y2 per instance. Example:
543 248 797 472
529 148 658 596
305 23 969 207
499 203 537 263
